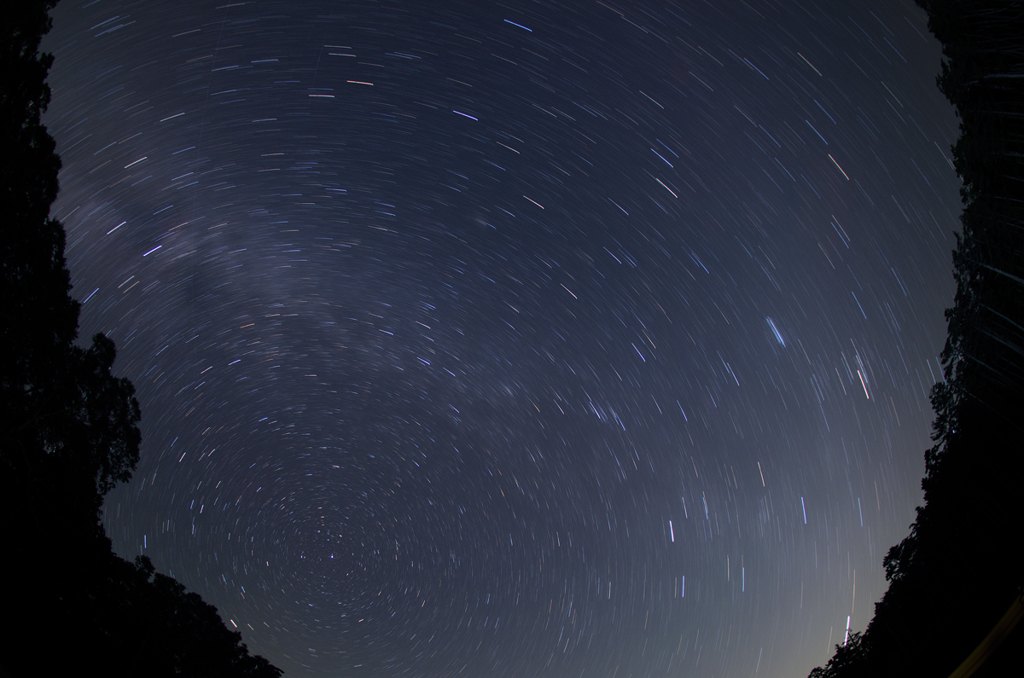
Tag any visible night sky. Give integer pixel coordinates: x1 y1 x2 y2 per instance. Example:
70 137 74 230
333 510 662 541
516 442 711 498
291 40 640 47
42 1 961 676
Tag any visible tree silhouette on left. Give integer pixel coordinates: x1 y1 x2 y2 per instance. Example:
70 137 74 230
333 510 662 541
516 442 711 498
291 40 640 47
1 3 280 676
1 0 139 566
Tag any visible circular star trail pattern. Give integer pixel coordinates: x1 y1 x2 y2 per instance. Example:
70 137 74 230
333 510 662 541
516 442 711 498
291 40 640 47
44 1 960 677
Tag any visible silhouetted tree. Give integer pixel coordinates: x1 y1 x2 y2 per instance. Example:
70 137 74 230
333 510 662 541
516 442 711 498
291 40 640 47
96 556 282 678
809 2 1024 676
1 0 140 549
1 3 280 676
808 633 870 678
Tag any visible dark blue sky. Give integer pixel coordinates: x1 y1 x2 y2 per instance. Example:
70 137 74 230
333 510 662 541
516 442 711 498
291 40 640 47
45 1 960 676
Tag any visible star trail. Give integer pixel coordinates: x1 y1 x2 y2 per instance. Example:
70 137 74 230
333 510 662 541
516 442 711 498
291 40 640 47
42 1 961 676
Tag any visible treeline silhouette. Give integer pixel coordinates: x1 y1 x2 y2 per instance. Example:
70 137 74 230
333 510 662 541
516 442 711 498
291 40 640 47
0 2 281 676
809 2 1024 677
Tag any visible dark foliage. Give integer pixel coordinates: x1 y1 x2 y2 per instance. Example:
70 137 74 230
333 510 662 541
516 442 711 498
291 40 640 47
809 1 1024 677
91 556 283 678
808 633 870 678
0 2 281 676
